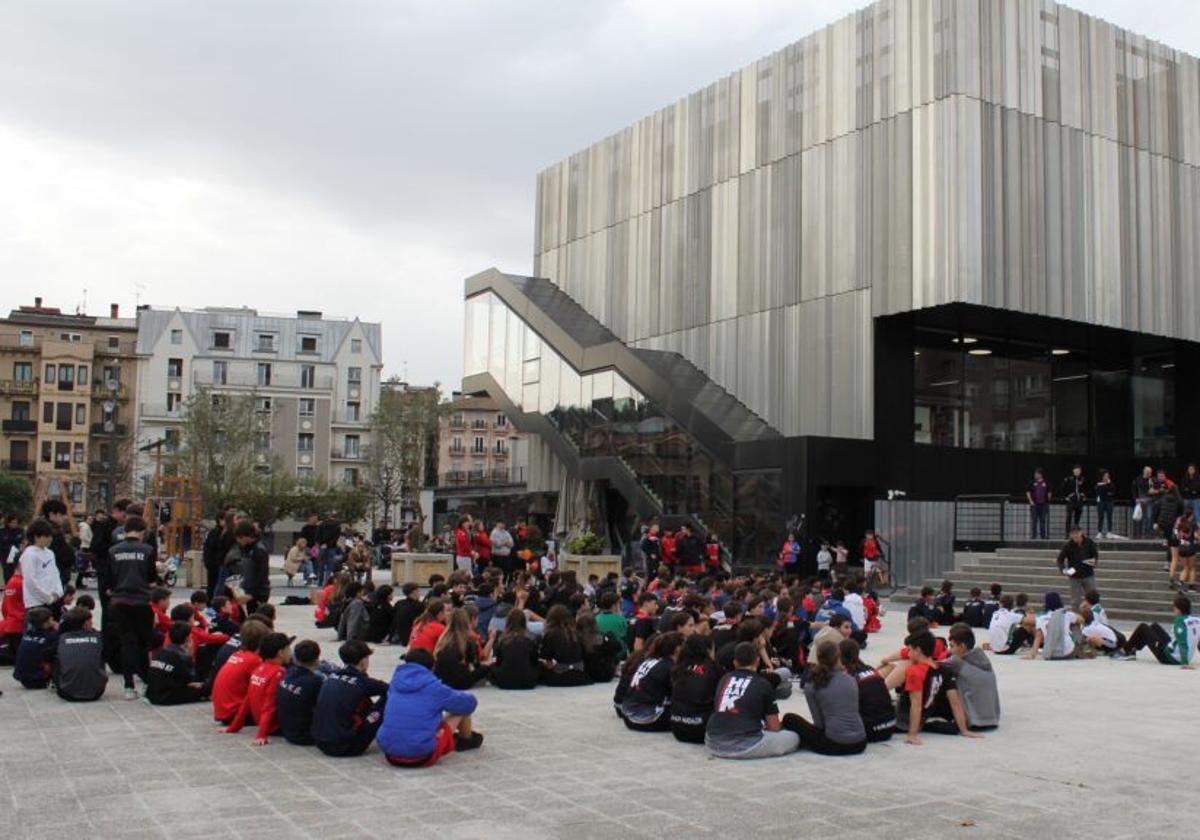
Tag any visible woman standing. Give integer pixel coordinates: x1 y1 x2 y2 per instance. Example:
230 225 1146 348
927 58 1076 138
472 520 492 575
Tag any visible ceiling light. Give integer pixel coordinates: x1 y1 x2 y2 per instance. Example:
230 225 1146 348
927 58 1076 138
968 348 992 356
950 336 979 345
1051 348 1070 355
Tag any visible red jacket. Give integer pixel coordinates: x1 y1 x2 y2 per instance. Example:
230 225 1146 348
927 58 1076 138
314 584 336 622
661 535 677 566
227 660 286 740
454 528 472 557
211 649 263 722
152 603 172 637
407 619 446 654
0 572 24 635
706 543 720 569
473 530 491 559
191 612 230 650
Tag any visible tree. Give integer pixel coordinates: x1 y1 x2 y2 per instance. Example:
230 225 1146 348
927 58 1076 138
367 380 444 531
0 472 33 520
173 388 280 518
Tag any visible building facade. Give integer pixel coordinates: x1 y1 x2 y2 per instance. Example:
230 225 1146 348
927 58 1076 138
464 0 1200 570
0 299 140 511
133 306 382 493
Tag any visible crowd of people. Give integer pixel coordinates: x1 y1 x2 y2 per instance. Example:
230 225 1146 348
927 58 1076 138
2 500 1197 770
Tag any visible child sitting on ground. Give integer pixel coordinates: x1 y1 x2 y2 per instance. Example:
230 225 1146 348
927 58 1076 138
147 622 208 705
53 607 106 702
378 648 483 767
897 631 981 745
705 642 799 759
1118 594 1200 667
276 640 325 746
942 623 1000 730
210 619 270 724
14 607 58 689
227 632 294 745
311 640 390 757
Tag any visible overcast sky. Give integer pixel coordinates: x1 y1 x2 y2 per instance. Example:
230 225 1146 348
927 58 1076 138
2 1 1198 390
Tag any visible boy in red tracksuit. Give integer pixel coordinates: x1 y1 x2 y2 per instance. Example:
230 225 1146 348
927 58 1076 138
0 568 25 665
210 621 269 723
169 603 228 681
150 588 173 649
226 632 293 745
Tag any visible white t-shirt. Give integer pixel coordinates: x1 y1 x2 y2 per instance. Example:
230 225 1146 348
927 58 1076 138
843 593 866 630
1082 619 1117 649
1035 610 1079 658
987 608 1022 652
816 549 832 571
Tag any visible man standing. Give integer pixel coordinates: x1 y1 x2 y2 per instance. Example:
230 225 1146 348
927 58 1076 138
1056 526 1098 603
489 520 513 581
453 516 474 575
107 515 159 700
317 515 341 585
40 499 75 589
0 514 24 582
1132 466 1153 539
1026 470 1051 540
1060 465 1087 537
235 522 271 615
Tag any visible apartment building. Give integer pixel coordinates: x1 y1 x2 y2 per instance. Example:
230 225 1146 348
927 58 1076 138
437 394 526 488
0 298 140 511
133 306 382 493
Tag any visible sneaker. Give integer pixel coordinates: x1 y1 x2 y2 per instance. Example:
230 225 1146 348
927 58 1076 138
1112 652 1136 661
1095 532 1104 540
123 687 139 701
454 732 484 752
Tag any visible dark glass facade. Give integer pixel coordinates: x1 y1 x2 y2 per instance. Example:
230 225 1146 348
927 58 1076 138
912 329 1176 458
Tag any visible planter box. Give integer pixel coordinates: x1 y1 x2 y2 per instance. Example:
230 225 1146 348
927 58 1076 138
391 553 455 586
561 553 622 581
184 550 205 588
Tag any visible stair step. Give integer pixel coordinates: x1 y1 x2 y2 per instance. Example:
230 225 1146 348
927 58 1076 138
959 558 1165 573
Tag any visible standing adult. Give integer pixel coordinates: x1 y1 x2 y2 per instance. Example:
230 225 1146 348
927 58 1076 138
1180 464 1200 521
472 520 491 575
490 520 514 581
107 514 159 700
1158 482 1185 584
202 507 235 600
317 515 342 586
1131 466 1153 539
639 524 662 578
75 512 94 589
675 524 704 577
1056 526 1098 603
1060 465 1087 537
1095 469 1115 539
236 522 271 615
1026 469 1050 540
0 514 24 582
40 499 75 589
453 516 475 575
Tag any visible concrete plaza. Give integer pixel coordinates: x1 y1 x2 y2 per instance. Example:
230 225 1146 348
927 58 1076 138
0 582 1192 840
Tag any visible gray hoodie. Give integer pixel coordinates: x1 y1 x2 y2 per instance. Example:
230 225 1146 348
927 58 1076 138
943 648 1000 729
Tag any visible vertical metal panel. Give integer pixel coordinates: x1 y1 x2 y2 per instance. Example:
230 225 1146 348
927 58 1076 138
874 499 956 588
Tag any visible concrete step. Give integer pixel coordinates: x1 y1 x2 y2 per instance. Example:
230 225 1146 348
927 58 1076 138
889 587 1178 623
990 549 1166 561
999 540 1164 552
944 570 1176 592
958 556 1166 573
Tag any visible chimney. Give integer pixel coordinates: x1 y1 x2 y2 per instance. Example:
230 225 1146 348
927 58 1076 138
34 296 42 308
110 303 119 318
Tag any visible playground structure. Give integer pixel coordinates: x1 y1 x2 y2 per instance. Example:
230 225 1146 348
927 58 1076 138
139 438 203 562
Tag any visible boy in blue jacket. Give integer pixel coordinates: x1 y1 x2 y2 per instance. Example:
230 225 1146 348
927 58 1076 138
377 648 482 767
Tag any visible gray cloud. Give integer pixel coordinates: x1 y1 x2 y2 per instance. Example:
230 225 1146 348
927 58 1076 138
1 0 1198 388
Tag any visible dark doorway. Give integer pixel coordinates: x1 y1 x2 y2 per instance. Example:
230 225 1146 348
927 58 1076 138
811 485 873 559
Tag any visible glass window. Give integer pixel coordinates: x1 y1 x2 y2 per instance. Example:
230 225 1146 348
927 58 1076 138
59 365 74 386
297 433 314 452
350 339 362 353
1051 350 1089 454
255 333 275 352
347 367 361 384
346 401 360 421
963 346 1008 450
212 361 227 384
55 442 71 469
11 401 30 421
299 335 318 353
300 365 316 388
75 404 85 425
77 365 89 385
345 435 360 457
167 393 182 415
296 466 314 480
505 309 523 403
257 363 271 386
45 363 55 382
255 397 272 414
42 401 53 423
170 329 182 345
212 331 232 349
73 442 85 463
13 362 32 382
538 352 561 415
913 339 962 447
299 398 315 417
41 441 51 462
1091 357 1132 459
464 293 490 376
488 295 507 385
1133 353 1175 457
167 358 183 378
1009 343 1052 453
56 403 72 431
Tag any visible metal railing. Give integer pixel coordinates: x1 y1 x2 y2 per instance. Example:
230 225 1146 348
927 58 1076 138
92 381 129 399
0 459 34 472
0 378 39 395
2 419 37 433
194 368 334 390
139 402 183 420
953 494 1142 549
90 422 128 436
0 333 41 351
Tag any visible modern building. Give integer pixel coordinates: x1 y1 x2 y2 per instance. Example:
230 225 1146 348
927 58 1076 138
133 306 382 493
428 393 545 533
463 0 1200 574
0 298 140 511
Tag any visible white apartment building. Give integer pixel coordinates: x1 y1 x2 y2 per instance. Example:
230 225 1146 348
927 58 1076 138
133 306 382 494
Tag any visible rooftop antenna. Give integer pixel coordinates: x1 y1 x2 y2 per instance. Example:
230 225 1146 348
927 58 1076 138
134 281 147 308
403 360 408 381
79 286 88 315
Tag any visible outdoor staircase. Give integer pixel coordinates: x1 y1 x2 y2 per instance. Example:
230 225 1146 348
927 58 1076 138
891 540 1179 622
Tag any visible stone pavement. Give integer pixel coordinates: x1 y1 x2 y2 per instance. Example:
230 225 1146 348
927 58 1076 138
1 583 1195 840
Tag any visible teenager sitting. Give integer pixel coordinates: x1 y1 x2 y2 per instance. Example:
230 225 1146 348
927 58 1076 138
276 640 325 745
147 622 208 706
433 608 492 690
1118 594 1200 667
210 619 270 724
489 608 540 690
226 632 294 745
312 640 390 757
594 591 629 659
942 623 1000 730
578 609 621 682
390 582 423 645
14 607 58 689
838 638 895 742
668 634 719 743
1026 592 1083 660
538 604 590 687
407 599 448 654
619 632 684 731
53 607 106 702
897 631 981 745
788 640 867 755
705 642 799 759
982 595 1022 654
336 582 371 642
378 648 482 767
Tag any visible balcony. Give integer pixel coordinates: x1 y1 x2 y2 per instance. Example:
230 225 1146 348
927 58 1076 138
448 418 465 429
0 333 40 351
489 468 510 483
470 420 488 430
0 459 33 472
139 402 183 421
448 445 465 456
441 470 466 486
492 447 509 459
194 368 334 390
94 338 137 357
90 422 128 436
88 461 113 474
92 381 129 399
0 379 38 396
331 449 365 461
2 419 37 434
